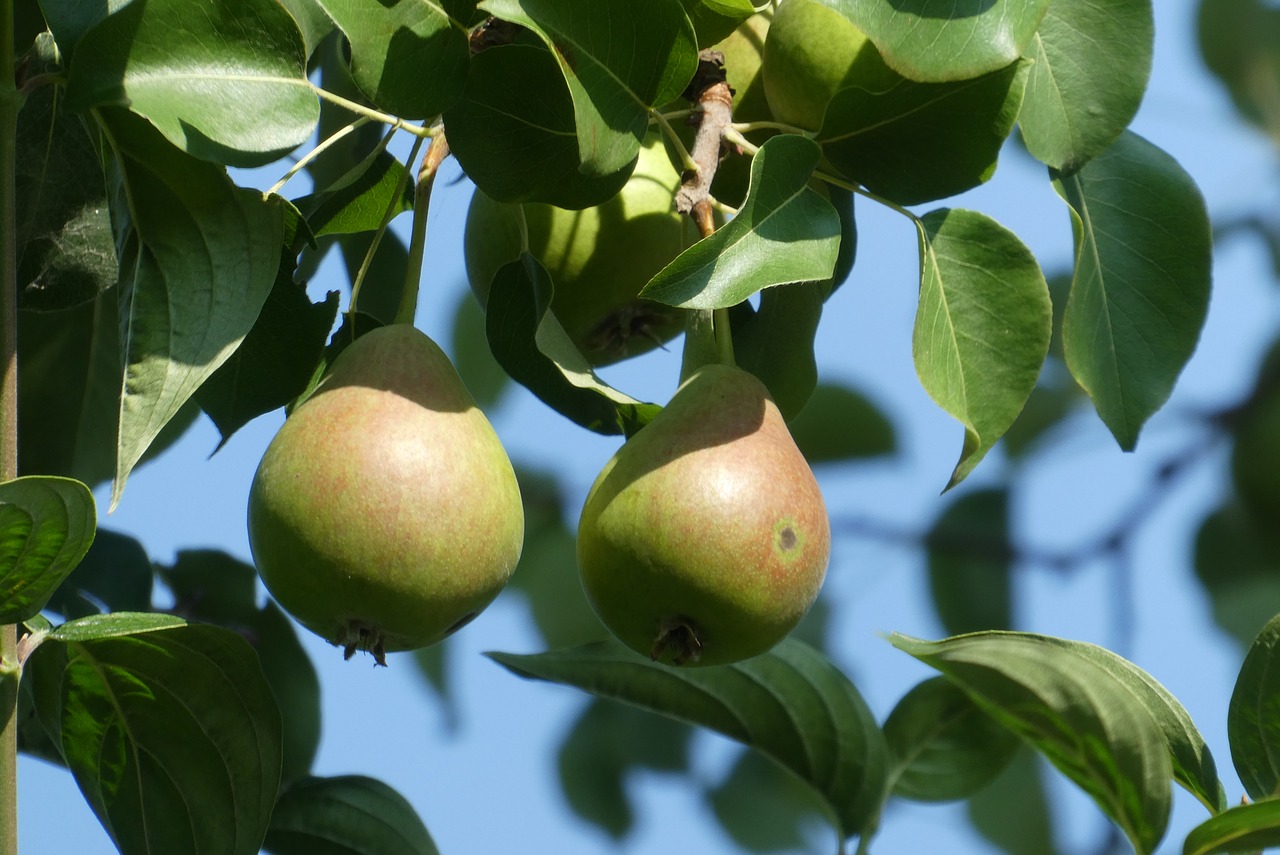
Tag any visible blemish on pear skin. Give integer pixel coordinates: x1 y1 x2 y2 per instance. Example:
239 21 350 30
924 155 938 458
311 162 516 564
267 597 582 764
773 520 803 558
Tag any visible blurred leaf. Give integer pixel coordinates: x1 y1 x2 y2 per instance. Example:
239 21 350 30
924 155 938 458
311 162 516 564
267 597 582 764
66 0 318 167
1193 504 1280 648
449 290 510 412
410 641 458 732
557 699 692 838
479 0 698 175
1019 0 1153 172
264 775 439 855
1183 799 1280 855
819 61 1029 205
926 488 1012 636
967 748 1059 855
643 135 841 310
28 616 282 855
708 749 825 854
1054 131 1212 451
914 209 1051 489
159 550 321 785
821 0 1049 82
294 147 415 238
884 676 1020 802
98 109 283 508
443 44 636 209
42 528 154 621
489 638 889 842
732 282 825 421
338 229 412 325
317 0 467 118
485 253 662 437
1228 611 1280 801
999 367 1080 459
197 276 340 450
786 383 895 465
1198 0 1280 133
0 476 96 623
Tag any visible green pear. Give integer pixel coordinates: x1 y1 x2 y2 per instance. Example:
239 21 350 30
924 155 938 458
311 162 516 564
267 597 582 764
464 135 699 366
577 364 830 666
247 324 524 664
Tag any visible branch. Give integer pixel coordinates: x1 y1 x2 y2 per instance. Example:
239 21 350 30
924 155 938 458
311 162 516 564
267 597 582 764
675 50 734 233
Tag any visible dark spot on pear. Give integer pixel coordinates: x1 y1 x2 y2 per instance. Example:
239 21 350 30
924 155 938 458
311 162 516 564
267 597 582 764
779 526 798 550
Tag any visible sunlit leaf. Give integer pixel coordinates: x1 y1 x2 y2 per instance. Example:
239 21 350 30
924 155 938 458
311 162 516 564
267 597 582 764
1183 799 1280 855
1229 611 1280 800
0 476 96 623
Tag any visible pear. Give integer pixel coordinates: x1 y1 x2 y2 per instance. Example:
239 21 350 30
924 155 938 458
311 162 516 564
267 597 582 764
247 324 524 664
577 364 830 666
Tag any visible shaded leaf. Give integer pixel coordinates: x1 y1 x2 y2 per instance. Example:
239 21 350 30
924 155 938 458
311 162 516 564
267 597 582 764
484 253 661 437
28 616 282 855
786 382 895 465
926 488 1012 636
1054 131 1212 451
642 135 840 309
0 476 96 623
1183 799 1280 855
449 290 510 413
264 775 438 855
66 0 319 166
317 0 468 118
337 229 412 325
479 0 698 175
819 59 1029 205
967 748 1060 855
42 528 154 621
99 109 284 507
1018 0 1153 172
276 0 334 59
731 282 825 420
1194 504 1280 648
884 676 1020 802
1198 0 1280 133
443 44 636 209
1229 611 1280 801
819 0 1049 83
489 638 889 842
680 0 755 46
707 749 825 853
914 209 1051 488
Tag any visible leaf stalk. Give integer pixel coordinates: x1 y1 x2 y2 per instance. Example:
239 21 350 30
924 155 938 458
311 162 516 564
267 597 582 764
396 131 450 326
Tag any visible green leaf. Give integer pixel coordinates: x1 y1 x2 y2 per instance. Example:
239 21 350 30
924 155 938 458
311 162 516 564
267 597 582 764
1194 504 1280 649
1018 0 1153 173
914 209 1051 488
28 617 282 855
443 43 636 208
557 699 692 838
66 0 319 167
893 631 1224 852
159 550 321 785
642 135 840 310
448 290 510 413
489 638 889 842
317 0 468 119
967 749 1060 855
276 0 335 59
99 109 283 508
42 528 154 620
819 0 1049 82
484 253 662 436
707 749 825 853
264 775 438 855
295 148 416 238
336 230 412 325
730 282 825 420
680 0 755 46
786 382 896 465
926 488 1012 635
884 676 1020 802
196 278 340 449
478 0 699 175
38 0 121 61
1198 0 1280 133
1183 800 1280 855
1229 611 1280 801
819 60 1029 205
0 476 96 623
1054 132 1212 451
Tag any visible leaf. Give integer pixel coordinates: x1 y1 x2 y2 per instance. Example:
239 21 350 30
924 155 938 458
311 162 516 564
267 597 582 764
818 0 1049 83
556 699 692 838
448 290 510 413
27 616 282 855
294 148 416 238
642 134 840 310
707 749 826 853
1198 0 1280 132
0 476 96 623
1229 611 1280 801
967 749 1060 855
1183 800 1280 855
66 0 319 167
264 775 439 855
819 60 1030 205
488 638 890 842
42 528 154 620
926 487 1012 635
276 0 335 59
1054 132 1212 450
1194 504 1280 649
1018 0 1153 172
884 676 1020 802
913 209 1051 488
680 0 755 46
484 253 661 437
443 43 636 209
99 109 283 508
317 0 468 118
478 0 699 175
786 382 896 465
730 282 825 420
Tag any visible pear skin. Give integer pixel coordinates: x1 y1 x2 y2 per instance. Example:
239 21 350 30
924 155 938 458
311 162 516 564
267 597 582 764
247 324 524 663
577 364 830 666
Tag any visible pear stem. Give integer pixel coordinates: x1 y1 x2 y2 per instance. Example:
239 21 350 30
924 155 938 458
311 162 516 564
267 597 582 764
712 307 735 367
396 131 450 326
